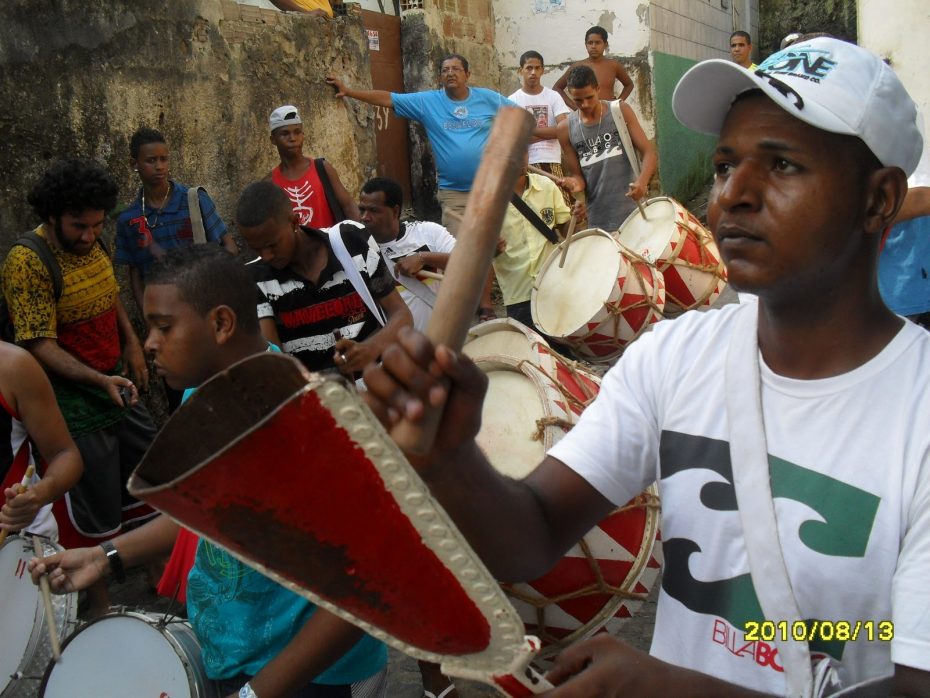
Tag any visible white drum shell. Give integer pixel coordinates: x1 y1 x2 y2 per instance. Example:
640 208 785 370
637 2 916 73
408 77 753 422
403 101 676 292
41 610 216 698
0 535 76 697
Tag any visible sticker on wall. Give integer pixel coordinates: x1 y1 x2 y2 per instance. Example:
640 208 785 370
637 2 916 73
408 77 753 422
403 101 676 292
367 29 380 51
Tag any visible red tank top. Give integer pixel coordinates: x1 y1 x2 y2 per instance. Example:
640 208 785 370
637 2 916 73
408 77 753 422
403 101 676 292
271 162 336 228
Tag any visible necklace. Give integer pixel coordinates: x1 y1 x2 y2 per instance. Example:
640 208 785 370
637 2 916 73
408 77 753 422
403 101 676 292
585 100 605 153
141 182 172 229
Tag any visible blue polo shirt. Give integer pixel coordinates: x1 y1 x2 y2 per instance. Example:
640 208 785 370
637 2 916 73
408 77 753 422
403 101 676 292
392 87 518 191
115 181 229 277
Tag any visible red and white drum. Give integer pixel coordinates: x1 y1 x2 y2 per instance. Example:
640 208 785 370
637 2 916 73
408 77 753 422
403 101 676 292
0 534 76 697
463 318 553 371
531 229 665 363
617 197 727 315
474 352 661 661
41 610 217 697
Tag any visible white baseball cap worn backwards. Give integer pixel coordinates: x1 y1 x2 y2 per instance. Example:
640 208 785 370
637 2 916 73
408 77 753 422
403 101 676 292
269 105 302 133
672 37 923 177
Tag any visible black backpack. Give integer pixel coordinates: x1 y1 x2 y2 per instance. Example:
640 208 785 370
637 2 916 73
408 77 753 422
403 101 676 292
0 231 109 342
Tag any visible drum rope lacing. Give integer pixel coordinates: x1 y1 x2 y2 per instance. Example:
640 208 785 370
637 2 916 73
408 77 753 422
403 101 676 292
500 491 661 646
516 359 600 443
640 214 727 310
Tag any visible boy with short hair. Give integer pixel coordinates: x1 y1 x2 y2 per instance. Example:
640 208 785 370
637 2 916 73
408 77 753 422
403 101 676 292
237 181 412 378
554 26 634 109
508 50 571 179
116 127 237 316
267 105 360 227
30 246 388 698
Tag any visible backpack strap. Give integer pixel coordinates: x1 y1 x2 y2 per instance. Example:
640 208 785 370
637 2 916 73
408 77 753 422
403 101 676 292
14 231 64 300
327 224 387 327
609 100 642 180
187 186 207 245
314 158 347 223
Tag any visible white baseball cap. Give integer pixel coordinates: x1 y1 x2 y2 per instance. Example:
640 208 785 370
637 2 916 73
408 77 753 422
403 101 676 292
673 37 923 176
269 105 302 133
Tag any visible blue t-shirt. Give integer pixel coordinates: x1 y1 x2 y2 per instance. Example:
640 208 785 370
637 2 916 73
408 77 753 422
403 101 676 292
392 87 517 191
879 215 930 316
181 346 388 684
115 181 228 277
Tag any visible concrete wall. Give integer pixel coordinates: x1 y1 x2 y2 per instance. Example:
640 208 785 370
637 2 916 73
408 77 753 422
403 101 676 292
0 0 376 251
858 0 929 121
649 0 758 202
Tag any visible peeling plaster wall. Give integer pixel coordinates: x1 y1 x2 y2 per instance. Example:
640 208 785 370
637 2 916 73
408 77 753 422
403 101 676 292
0 0 376 251
859 0 928 120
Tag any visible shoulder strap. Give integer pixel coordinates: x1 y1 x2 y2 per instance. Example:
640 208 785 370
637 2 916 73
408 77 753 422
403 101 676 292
609 100 642 180
327 224 386 327
509 192 559 244
187 186 207 245
14 231 63 300
725 306 814 698
314 158 346 223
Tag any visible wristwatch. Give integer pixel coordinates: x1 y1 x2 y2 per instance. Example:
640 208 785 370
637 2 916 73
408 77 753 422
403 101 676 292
99 540 126 583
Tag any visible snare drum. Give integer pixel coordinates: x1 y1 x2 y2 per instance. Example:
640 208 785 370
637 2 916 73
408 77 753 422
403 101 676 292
531 228 665 363
617 197 727 315
41 610 217 697
474 354 661 661
0 535 76 697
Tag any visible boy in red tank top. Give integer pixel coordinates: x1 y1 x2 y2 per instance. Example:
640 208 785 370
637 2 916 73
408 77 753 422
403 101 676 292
267 104 360 226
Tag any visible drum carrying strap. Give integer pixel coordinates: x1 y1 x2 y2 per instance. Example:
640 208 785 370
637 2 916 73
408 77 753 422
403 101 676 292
186 186 207 245
328 224 387 327
725 306 813 698
609 101 642 180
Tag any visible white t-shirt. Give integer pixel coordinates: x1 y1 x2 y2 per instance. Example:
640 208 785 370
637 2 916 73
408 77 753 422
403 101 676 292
376 220 456 332
549 302 930 693
508 87 570 165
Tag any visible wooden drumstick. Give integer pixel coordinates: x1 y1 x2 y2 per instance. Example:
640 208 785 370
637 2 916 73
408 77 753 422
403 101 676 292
32 534 62 662
558 214 579 268
526 164 560 183
391 107 535 455
416 269 444 282
0 465 35 546
629 183 648 220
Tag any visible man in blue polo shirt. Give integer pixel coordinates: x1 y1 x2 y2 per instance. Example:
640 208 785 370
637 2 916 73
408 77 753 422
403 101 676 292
327 55 517 235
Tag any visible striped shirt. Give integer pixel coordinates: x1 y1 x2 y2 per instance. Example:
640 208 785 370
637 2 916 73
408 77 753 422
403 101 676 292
250 223 394 372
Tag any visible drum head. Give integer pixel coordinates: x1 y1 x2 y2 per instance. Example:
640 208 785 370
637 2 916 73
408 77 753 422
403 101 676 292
533 230 624 337
0 536 42 694
462 318 551 369
475 360 552 480
616 197 680 265
42 613 198 697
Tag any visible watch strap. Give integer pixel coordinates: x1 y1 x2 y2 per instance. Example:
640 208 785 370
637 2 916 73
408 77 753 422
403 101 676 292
99 540 126 583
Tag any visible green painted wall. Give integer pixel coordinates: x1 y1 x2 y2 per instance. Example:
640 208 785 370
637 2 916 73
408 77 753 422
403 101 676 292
653 51 717 203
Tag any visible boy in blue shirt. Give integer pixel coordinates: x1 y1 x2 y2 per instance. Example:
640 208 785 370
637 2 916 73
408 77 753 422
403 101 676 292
29 246 387 698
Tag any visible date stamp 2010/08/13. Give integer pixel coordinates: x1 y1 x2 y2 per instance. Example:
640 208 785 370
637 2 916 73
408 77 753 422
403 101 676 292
744 620 894 643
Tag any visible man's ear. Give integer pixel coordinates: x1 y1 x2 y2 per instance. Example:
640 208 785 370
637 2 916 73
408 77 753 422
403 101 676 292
211 305 238 345
863 166 908 236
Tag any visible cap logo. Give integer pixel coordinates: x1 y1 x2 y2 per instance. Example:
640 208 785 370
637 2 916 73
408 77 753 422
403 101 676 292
758 48 837 85
753 70 805 110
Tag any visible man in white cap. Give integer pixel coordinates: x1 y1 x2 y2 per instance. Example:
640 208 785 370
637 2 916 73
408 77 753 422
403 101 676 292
362 37 930 696
266 104 359 227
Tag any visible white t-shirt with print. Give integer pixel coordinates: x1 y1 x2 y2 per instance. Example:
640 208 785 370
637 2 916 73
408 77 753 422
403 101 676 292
549 302 930 693
377 220 456 332
508 87 570 165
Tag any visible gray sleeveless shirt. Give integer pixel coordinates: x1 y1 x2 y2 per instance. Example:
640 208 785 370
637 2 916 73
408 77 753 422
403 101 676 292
567 102 636 231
